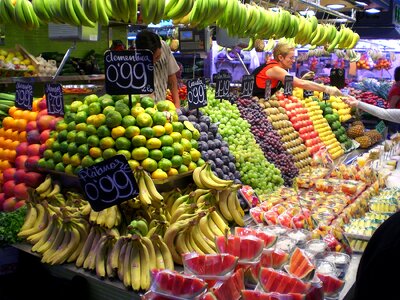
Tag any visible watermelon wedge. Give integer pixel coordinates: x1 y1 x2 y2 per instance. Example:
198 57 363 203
241 290 306 300
150 269 208 299
316 273 345 296
215 235 264 262
235 227 278 249
259 267 310 294
261 249 290 269
211 268 244 300
288 248 315 280
183 253 238 278
200 292 218 300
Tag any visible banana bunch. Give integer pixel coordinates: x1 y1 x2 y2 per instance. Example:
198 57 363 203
0 0 40 30
216 0 250 37
308 48 330 58
107 234 173 290
81 203 122 229
368 49 384 62
0 93 16 120
335 49 347 59
192 163 233 190
347 49 361 62
134 167 164 208
139 0 166 25
108 0 138 24
334 25 359 50
34 175 63 201
127 218 149 236
264 38 275 52
216 186 244 226
187 0 226 29
166 0 195 25
294 15 318 46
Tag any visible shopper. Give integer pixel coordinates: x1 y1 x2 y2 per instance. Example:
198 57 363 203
388 66 400 108
344 96 400 123
352 210 400 299
135 30 181 108
252 42 342 98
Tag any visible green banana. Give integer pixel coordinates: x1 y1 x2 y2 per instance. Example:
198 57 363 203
96 0 109 25
72 0 95 27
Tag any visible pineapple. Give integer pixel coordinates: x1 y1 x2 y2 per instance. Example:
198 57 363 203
355 136 373 149
254 39 265 52
365 130 382 144
347 125 365 138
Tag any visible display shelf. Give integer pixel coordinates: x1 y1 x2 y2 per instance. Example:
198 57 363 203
0 74 105 85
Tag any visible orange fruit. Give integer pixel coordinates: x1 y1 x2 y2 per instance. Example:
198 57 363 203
27 111 37 122
0 128 5 138
8 106 19 117
15 119 27 132
8 140 19 151
2 117 14 130
0 137 4 148
32 100 40 112
4 129 13 139
0 149 4 160
7 150 16 162
13 110 23 119
18 131 27 142
11 130 19 141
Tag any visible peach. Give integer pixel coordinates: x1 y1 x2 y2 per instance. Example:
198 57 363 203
25 156 40 171
39 129 51 144
26 143 41 157
14 200 26 210
38 99 47 111
16 142 29 156
27 129 40 144
24 172 44 188
14 183 28 200
37 115 55 132
3 168 16 182
26 120 37 133
3 180 16 197
14 169 27 184
15 155 28 170
3 197 17 212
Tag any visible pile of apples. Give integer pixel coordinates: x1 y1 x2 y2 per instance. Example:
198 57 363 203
276 92 324 156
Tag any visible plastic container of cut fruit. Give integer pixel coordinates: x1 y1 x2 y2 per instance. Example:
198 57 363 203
182 252 238 280
285 228 312 248
322 251 351 279
315 260 345 299
274 235 297 253
215 235 264 264
263 225 290 236
150 269 208 300
305 239 329 258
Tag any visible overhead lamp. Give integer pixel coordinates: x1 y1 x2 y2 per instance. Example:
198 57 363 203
365 8 380 14
270 7 280 12
326 4 345 9
355 1 368 6
299 10 315 16
335 18 348 23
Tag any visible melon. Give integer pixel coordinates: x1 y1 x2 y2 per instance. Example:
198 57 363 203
235 227 277 248
259 267 310 294
288 248 315 280
211 268 244 300
261 249 290 269
241 290 306 300
201 292 218 300
316 273 345 296
183 253 238 278
215 235 264 262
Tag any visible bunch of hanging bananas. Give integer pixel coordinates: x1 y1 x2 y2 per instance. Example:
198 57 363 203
0 0 40 30
192 163 234 190
107 0 139 24
347 49 362 62
81 203 122 229
186 0 226 28
134 167 164 208
18 200 91 265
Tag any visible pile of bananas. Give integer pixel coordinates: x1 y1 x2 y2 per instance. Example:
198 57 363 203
0 93 16 120
0 0 40 30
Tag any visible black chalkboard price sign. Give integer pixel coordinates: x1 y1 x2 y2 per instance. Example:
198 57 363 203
104 50 154 95
15 81 33 110
303 89 314 98
213 72 231 100
264 79 271 100
241 74 254 98
323 91 330 101
187 78 207 110
45 83 64 116
78 155 139 211
284 75 293 96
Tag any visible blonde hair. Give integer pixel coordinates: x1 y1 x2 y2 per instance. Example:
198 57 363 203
273 42 295 62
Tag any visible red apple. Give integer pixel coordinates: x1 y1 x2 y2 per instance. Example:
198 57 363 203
26 120 37 133
16 142 29 156
3 180 16 197
14 200 26 210
24 172 44 188
15 155 28 170
14 183 28 200
26 144 41 156
39 129 51 144
3 168 16 182
2 197 17 212
37 115 55 132
25 156 40 171
38 99 47 111
14 169 27 184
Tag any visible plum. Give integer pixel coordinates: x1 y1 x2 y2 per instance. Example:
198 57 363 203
207 140 215 150
214 149 222 158
178 115 189 122
200 122 209 132
209 124 219 135
199 141 208 151
188 115 198 123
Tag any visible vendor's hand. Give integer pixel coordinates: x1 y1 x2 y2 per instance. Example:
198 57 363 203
301 71 315 80
343 96 359 108
325 86 343 96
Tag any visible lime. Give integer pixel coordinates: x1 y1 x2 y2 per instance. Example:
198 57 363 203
100 137 115 149
67 121 76 131
88 102 102 115
170 132 182 143
140 127 155 139
164 123 173 134
52 151 63 163
67 130 76 143
188 161 197 171
74 166 83 175
77 104 89 113
146 138 162 150
89 147 102 159
67 142 78 155
103 106 115 115
132 135 147 147
140 96 155 109
75 111 88 124
149 149 163 161
190 139 199 149
171 155 183 168
159 135 174 146
141 158 158 172
78 144 89 156
181 129 193 140
182 151 192 166
97 125 111 138
151 168 168 180
81 155 95 168
132 147 149 161
59 141 69 153
125 126 141 138
115 102 130 117
145 107 156 116
75 122 87 132
136 112 153 127
131 106 145 117
51 141 60 152
172 122 184 133
86 114 106 128
37 158 47 169
172 142 184 156
111 126 126 139
56 120 68 132
70 154 81 167
121 115 136 127
161 146 174 159
62 153 71 165
94 157 104 164
75 131 87 145
64 112 76 124
57 130 68 142
192 129 200 140
153 111 167 126
103 148 117 159
87 135 100 147
181 138 192 152
128 159 141 171
54 162 65 172
99 95 114 109
43 149 53 160
152 125 166 137
70 100 83 113
115 137 131 150
156 100 170 112
84 94 99 105
117 150 131 160
64 164 75 175
197 158 205 166
106 111 122 128
178 164 189 174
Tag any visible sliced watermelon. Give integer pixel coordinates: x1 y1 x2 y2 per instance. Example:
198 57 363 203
316 273 345 296
201 292 218 300
212 269 244 300
151 269 208 298
242 290 306 300
261 249 290 269
235 227 257 236
288 248 315 280
183 253 238 278
216 235 264 262
259 268 310 294
235 227 277 249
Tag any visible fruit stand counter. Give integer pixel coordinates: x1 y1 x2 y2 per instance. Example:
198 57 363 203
0 74 105 85
339 253 361 300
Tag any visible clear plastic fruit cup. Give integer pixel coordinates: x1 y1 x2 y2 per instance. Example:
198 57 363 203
322 251 351 279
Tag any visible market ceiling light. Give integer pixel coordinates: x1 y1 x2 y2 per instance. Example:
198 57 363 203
365 8 381 14
299 10 315 16
326 4 345 9
335 18 348 23
355 1 368 6
270 7 280 12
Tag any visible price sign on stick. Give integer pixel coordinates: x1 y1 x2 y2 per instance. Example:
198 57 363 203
213 72 231 99
240 75 254 98
15 81 33 110
187 78 207 110
323 91 330 101
104 50 154 95
45 83 64 116
78 155 139 211
283 75 293 96
303 89 314 98
264 79 271 100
